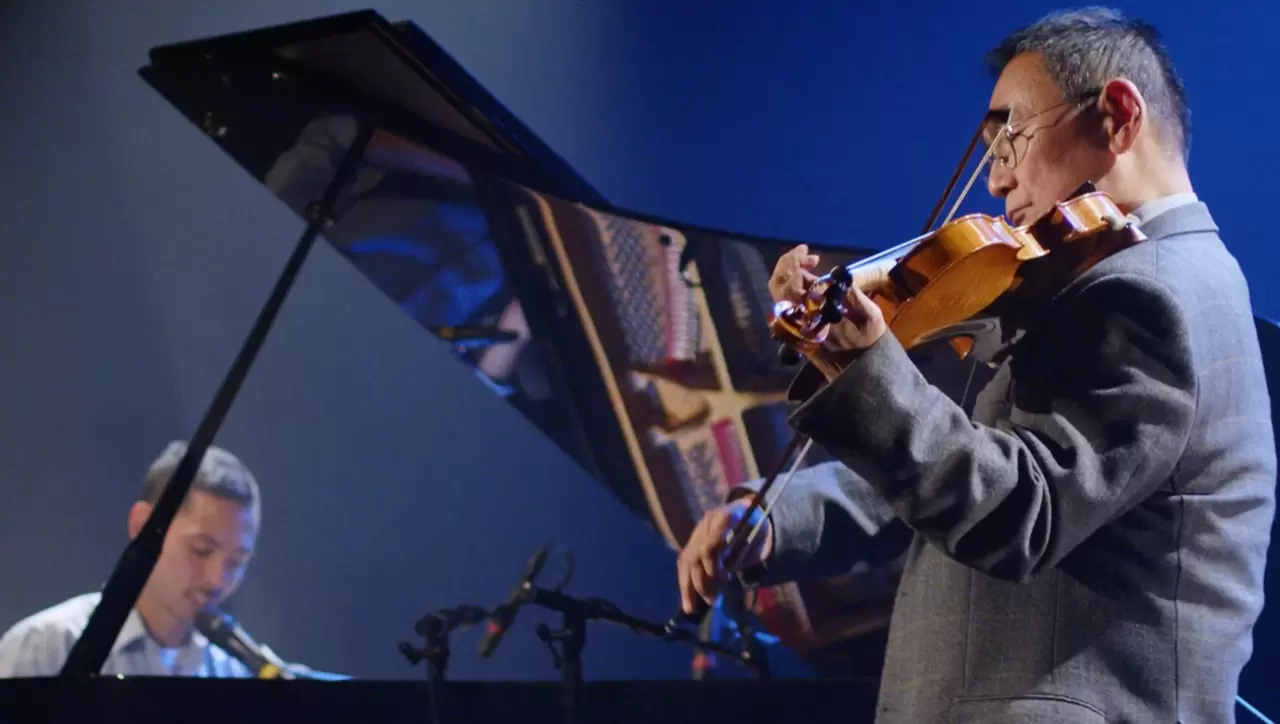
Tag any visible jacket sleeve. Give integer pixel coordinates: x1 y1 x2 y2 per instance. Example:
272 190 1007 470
782 272 1197 582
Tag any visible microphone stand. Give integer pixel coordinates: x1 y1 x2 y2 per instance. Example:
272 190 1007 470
720 578 772 680
692 604 720 680
399 604 491 724
515 586 762 724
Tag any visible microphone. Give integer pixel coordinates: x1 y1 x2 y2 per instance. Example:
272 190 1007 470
194 608 294 679
477 545 550 658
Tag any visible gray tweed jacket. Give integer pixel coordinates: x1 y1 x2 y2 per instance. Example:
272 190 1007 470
738 201 1276 723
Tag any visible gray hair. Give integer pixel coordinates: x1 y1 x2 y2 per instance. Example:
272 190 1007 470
984 7 1191 162
141 441 260 517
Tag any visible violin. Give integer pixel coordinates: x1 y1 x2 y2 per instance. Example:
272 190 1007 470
769 182 1142 379
665 118 1146 640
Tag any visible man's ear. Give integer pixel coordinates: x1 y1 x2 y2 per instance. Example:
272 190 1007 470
127 501 153 539
1097 78 1146 154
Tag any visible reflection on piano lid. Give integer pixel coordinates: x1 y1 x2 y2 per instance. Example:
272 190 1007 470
138 9 606 205
0 677 878 724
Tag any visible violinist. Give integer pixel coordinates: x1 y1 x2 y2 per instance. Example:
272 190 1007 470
676 8 1275 724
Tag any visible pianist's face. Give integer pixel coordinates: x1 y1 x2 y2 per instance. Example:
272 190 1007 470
130 490 258 628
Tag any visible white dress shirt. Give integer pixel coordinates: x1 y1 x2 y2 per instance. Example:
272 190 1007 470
0 592 253 678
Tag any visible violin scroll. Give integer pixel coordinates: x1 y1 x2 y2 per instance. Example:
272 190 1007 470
772 264 853 368
766 257 900 380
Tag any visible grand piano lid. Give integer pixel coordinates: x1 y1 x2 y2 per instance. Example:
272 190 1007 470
137 8 606 206
129 8 1003 547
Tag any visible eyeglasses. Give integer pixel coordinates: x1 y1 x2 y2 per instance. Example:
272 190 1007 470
980 90 1101 179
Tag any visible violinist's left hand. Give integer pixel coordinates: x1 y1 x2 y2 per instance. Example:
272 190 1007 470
825 286 888 351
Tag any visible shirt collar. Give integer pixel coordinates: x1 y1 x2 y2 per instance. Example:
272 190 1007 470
1127 191 1199 229
111 607 212 673
110 608 152 656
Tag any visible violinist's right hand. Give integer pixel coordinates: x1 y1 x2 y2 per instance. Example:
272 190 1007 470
768 244 821 305
676 496 773 614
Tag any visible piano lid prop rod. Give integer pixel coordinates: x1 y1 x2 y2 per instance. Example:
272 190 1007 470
59 121 379 677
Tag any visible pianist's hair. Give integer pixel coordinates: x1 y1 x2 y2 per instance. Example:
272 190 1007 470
141 441 261 518
984 6 1191 163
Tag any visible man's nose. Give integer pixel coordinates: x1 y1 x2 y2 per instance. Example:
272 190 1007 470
201 557 231 591
985 164 1015 198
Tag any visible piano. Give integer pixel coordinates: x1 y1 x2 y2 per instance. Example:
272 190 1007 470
2 677 878 724
102 7 940 672
3 9 1277 723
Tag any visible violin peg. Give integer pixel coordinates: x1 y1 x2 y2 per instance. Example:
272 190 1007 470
828 265 852 286
820 296 845 325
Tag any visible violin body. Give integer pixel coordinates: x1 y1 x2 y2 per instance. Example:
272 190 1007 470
768 186 1141 378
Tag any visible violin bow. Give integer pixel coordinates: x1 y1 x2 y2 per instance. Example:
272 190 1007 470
672 114 1006 629
718 115 1003 571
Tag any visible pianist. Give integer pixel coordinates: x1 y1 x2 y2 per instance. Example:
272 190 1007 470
0 441 284 677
